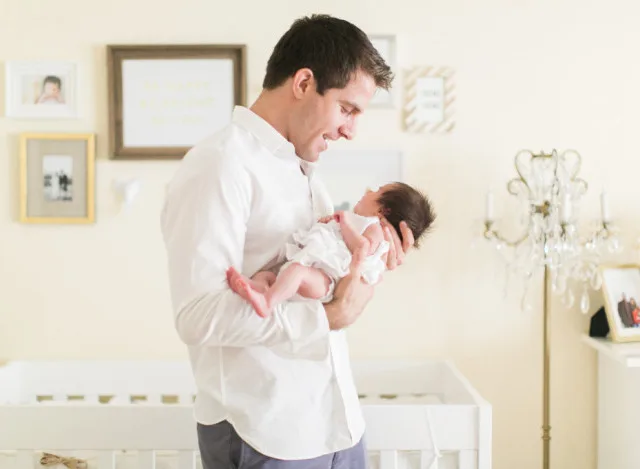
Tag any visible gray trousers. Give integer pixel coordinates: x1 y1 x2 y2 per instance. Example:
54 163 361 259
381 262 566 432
197 421 368 469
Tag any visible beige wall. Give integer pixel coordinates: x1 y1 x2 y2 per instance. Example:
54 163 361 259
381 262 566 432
3 0 640 468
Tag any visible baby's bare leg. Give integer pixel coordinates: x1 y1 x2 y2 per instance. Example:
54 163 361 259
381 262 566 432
264 263 332 308
249 271 277 293
226 265 331 318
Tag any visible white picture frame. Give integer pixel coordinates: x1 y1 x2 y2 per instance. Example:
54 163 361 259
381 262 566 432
600 264 640 343
5 61 78 119
368 34 396 109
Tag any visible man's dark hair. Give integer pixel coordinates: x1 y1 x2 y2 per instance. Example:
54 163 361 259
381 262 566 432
263 14 393 95
378 182 436 249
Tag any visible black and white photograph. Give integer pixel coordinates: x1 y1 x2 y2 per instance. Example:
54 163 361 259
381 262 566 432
19 133 95 224
43 155 73 202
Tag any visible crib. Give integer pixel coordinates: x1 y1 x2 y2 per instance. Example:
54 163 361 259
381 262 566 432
0 359 491 469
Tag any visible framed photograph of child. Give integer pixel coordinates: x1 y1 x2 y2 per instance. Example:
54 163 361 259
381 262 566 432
19 133 95 224
5 61 78 118
601 264 640 342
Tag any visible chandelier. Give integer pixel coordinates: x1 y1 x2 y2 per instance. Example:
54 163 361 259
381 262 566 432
481 148 621 469
483 149 621 314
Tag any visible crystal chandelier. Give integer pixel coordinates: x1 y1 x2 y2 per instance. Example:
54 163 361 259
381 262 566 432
481 148 622 469
483 149 622 313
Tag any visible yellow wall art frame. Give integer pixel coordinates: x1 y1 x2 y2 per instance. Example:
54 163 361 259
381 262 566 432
19 132 96 224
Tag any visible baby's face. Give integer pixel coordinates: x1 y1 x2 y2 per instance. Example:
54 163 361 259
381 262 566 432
43 82 60 97
353 184 392 216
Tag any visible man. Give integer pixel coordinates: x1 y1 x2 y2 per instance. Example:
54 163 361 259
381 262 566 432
160 14 414 469
618 293 633 327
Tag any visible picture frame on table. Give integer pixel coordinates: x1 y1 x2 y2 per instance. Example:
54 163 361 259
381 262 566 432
600 264 640 342
107 44 246 160
19 133 95 224
368 34 396 109
5 61 78 119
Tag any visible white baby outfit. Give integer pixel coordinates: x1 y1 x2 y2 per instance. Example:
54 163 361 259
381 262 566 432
282 212 390 302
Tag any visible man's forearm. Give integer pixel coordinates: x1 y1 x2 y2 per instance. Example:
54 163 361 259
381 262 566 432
175 289 331 349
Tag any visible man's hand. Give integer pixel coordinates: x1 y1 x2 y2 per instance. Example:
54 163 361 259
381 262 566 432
324 246 375 330
380 218 414 270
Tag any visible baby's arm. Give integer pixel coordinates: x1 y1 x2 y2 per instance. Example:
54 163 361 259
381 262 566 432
361 222 385 256
335 211 368 255
336 211 384 257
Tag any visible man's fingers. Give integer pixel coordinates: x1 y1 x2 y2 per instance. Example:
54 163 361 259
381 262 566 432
400 221 415 253
384 227 398 270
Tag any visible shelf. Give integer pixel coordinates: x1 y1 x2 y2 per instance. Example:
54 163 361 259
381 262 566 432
582 334 640 368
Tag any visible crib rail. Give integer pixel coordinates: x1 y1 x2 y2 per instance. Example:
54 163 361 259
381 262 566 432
0 359 491 469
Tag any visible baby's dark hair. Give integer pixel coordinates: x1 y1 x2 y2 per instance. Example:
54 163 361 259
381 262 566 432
377 182 436 248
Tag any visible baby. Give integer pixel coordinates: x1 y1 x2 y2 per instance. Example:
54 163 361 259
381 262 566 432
226 182 436 318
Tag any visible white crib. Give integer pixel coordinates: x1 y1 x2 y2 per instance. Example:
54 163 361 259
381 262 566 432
0 359 491 469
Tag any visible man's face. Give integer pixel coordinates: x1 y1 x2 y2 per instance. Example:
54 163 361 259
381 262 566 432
289 69 376 163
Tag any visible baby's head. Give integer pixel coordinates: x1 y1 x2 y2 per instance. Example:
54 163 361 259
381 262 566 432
354 182 436 248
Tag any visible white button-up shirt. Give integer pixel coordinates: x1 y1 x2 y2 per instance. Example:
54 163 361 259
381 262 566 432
160 106 365 460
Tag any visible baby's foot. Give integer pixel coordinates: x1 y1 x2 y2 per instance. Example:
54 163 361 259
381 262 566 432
227 267 271 317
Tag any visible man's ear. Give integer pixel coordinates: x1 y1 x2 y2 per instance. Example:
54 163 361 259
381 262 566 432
291 68 315 99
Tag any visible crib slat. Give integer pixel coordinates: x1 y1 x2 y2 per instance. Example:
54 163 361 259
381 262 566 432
379 450 398 469
99 451 116 469
178 451 197 469
138 450 156 469
16 451 32 469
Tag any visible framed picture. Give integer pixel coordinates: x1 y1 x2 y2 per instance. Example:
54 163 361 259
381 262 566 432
5 61 78 118
368 35 396 108
19 133 95 224
314 148 404 212
600 264 640 342
107 44 246 159
402 65 455 133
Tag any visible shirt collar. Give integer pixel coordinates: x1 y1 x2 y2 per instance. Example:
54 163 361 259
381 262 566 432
231 106 317 177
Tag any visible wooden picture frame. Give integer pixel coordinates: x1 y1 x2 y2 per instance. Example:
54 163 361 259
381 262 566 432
19 133 95 224
600 264 640 342
107 44 247 159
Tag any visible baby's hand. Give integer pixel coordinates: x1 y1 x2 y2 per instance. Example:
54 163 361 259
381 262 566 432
318 215 335 223
334 211 346 223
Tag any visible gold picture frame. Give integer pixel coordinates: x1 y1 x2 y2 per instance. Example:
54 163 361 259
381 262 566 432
107 44 247 160
600 263 640 342
19 132 95 224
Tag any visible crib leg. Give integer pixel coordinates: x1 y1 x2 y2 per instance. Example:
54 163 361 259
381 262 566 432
457 450 477 469
138 451 156 469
